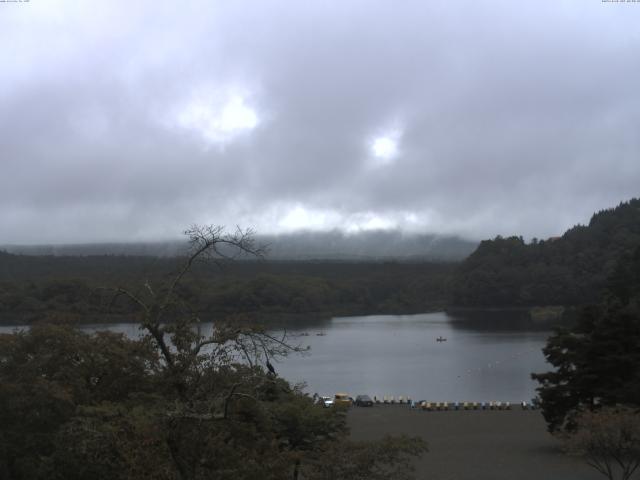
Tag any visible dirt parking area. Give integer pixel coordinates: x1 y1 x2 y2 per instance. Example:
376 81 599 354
348 405 601 480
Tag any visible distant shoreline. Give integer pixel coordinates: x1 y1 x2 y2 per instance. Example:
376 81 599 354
447 305 567 324
0 305 569 328
0 306 449 328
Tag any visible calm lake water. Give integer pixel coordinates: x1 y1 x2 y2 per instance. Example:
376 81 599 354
0 311 551 403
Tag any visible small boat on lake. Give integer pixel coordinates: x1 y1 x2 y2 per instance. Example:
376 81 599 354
436 336 447 342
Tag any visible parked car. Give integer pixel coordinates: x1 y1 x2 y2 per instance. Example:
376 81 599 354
420 401 432 411
320 396 334 407
334 393 353 407
355 395 374 407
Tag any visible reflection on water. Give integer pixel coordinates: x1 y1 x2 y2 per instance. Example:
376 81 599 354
447 308 561 332
275 312 550 402
0 312 551 402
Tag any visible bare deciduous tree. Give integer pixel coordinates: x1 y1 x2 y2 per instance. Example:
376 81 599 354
563 406 640 480
107 225 301 398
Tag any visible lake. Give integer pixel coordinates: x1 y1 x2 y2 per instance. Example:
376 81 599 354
0 311 552 403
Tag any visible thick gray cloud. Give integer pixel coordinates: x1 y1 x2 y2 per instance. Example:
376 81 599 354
1 0 639 244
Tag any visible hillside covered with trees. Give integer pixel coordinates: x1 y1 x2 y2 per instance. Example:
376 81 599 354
532 244 640 432
451 199 640 308
3 198 640 324
0 252 454 325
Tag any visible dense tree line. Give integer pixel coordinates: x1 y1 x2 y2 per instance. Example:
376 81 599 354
452 198 640 307
532 245 640 433
0 254 454 324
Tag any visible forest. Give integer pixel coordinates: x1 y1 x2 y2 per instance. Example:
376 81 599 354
0 252 454 325
532 242 640 430
451 198 640 308
2 198 640 325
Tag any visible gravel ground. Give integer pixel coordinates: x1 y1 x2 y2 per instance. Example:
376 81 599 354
347 405 601 480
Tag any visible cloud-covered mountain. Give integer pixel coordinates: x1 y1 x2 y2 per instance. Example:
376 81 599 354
2 230 477 262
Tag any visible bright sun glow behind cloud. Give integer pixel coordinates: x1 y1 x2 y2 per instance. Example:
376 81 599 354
368 128 401 167
273 204 405 233
372 136 397 158
175 90 258 146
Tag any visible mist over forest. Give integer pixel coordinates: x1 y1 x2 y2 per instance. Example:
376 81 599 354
2 230 477 262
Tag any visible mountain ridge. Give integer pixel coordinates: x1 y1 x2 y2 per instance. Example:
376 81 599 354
1 230 477 262
451 198 640 307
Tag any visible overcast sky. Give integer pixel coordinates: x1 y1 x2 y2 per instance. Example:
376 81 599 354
1 0 639 244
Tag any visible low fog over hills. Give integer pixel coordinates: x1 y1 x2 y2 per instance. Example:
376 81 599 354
2 230 477 262
260 231 476 261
